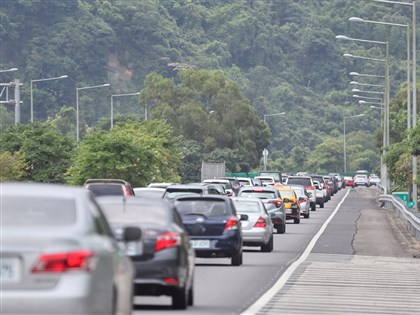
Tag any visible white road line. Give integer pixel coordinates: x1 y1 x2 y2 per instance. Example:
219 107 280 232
241 189 351 315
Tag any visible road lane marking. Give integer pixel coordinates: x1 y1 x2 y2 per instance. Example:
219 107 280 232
241 189 351 315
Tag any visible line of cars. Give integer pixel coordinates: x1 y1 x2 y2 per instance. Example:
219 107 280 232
0 172 348 314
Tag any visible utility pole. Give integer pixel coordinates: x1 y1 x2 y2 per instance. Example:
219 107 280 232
0 80 22 125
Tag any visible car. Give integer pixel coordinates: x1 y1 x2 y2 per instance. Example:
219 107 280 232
285 176 317 211
368 175 381 186
343 176 355 187
215 177 241 196
237 177 255 187
148 182 177 188
289 184 311 219
83 178 135 197
313 180 325 208
237 186 286 234
133 187 166 198
203 179 235 196
311 175 329 202
274 185 301 223
258 171 283 183
254 176 276 186
97 197 195 310
329 173 344 189
174 195 244 266
1 183 136 315
163 183 221 200
323 175 336 196
231 197 274 252
354 174 370 187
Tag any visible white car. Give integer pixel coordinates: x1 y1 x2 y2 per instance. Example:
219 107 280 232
354 174 369 187
368 175 381 186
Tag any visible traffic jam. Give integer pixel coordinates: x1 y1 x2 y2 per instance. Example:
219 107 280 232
1 171 377 314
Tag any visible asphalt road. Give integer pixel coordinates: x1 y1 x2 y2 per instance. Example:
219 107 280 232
133 186 419 315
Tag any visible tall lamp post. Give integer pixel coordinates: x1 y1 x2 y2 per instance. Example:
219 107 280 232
343 114 365 173
264 112 285 123
76 83 110 141
373 0 417 208
110 92 140 128
30 75 68 123
349 17 411 129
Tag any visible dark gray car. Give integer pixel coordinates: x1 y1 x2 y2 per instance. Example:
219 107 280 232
97 197 195 310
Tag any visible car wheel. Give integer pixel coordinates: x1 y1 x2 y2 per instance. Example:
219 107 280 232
188 285 194 306
311 203 316 211
304 212 310 219
294 218 300 224
231 250 242 266
261 235 273 252
172 286 188 310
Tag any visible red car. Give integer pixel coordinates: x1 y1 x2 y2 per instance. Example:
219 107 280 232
343 176 355 187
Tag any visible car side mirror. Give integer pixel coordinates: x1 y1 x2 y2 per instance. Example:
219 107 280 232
238 214 249 221
123 226 142 242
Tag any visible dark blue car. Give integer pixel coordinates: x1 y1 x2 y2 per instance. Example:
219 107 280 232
174 195 245 266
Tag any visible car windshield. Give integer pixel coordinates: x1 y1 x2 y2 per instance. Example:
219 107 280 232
287 178 311 186
233 201 261 213
239 191 276 199
176 200 229 217
134 189 165 198
164 189 203 199
88 184 124 196
2 196 76 226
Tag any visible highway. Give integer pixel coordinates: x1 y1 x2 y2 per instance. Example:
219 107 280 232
133 187 420 314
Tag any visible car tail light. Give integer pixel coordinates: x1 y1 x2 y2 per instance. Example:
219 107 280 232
224 217 239 230
322 183 326 189
164 277 178 285
125 186 132 196
270 199 283 207
253 188 263 192
254 216 267 228
290 199 297 205
306 186 315 191
32 250 94 273
273 218 282 225
299 197 307 203
155 232 181 252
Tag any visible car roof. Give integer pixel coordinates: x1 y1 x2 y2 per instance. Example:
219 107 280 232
240 185 277 192
2 182 87 199
174 195 231 202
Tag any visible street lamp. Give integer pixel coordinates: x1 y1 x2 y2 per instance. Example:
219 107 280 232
353 95 383 101
350 81 384 88
350 72 385 79
343 53 386 62
350 17 411 130
0 67 18 73
370 105 384 110
110 92 140 128
359 100 384 106
264 112 285 123
30 75 68 123
373 0 417 205
343 114 365 173
76 83 110 141
352 88 384 95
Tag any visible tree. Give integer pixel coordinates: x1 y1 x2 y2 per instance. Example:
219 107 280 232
0 122 76 183
0 151 29 181
66 120 182 187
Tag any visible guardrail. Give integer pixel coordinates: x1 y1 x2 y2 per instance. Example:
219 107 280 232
378 194 420 240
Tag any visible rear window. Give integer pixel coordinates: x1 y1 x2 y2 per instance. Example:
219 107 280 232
259 172 281 181
176 200 230 217
2 197 76 226
232 201 261 213
239 191 276 199
238 179 251 185
100 202 168 224
291 188 305 197
164 188 203 199
134 189 165 198
87 184 123 196
279 190 294 197
287 178 311 186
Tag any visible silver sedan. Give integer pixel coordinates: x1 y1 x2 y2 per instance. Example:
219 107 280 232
231 197 274 252
1 183 136 315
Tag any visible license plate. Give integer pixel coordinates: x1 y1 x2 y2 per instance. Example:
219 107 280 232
0 258 20 283
190 240 210 249
119 241 143 256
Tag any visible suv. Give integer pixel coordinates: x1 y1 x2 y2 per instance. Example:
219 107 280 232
311 175 329 203
258 171 282 183
83 179 135 197
285 176 316 211
354 174 369 187
203 179 235 196
215 177 241 195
